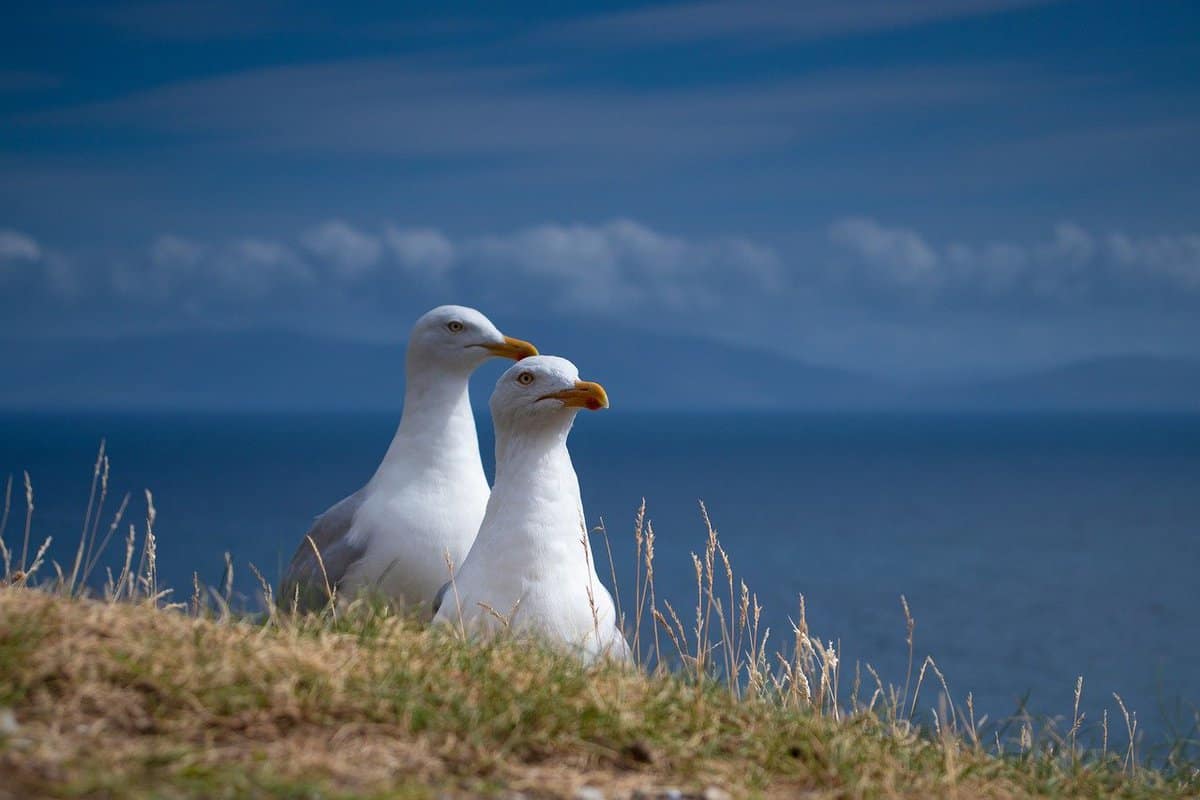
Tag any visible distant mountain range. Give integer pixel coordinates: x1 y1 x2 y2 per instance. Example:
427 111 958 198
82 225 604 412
1 330 1197 412
919 355 1200 412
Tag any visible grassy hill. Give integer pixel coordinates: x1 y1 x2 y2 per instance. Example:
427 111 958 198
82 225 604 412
1 586 1195 799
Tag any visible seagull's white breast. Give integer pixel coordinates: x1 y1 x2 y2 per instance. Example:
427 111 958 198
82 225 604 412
435 433 628 661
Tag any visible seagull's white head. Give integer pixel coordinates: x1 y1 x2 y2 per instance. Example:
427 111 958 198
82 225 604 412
406 305 538 372
490 355 609 432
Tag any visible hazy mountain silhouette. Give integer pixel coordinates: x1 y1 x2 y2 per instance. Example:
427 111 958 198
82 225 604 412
3 333 1197 411
0 327 887 411
922 355 1200 411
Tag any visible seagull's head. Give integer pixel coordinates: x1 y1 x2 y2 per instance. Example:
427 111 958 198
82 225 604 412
490 355 609 431
407 305 538 372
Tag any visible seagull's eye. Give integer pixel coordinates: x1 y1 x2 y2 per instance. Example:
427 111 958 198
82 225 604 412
447 320 465 333
517 371 535 385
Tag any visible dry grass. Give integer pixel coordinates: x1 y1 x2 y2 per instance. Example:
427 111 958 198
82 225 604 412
0 447 1197 798
2 588 1195 800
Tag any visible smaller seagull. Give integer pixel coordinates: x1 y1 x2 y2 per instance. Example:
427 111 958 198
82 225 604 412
433 355 630 663
280 305 537 615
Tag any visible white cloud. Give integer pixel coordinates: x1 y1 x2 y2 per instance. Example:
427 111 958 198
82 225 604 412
300 220 381 279
472 219 780 311
0 229 82 299
117 234 312 302
829 217 1200 304
113 235 207 301
475 222 640 309
1107 231 1200 290
384 226 455 274
0 229 41 262
150 234 206 270
11 217 1200 342
1039 222 1096 266
29 218 782 321
215 239 313 296
829 217 939 287
944 241 1028 294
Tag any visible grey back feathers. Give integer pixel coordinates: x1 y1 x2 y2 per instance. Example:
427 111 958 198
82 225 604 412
279 489 367 612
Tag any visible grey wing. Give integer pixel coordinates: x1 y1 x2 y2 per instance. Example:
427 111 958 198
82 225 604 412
431 580 452 618
278 489 367 613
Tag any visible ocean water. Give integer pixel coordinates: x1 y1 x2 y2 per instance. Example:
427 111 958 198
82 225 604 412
2 411 1198 751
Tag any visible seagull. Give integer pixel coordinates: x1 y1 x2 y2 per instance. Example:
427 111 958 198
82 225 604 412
279 305 537 615
432 355 631 663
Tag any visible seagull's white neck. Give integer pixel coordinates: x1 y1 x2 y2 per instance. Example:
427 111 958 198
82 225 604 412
494 421 573 474
486 417 585 547
371 357 481 484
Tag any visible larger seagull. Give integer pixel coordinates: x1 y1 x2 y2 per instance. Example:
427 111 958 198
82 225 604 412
280 305 537 614
433 355 630 662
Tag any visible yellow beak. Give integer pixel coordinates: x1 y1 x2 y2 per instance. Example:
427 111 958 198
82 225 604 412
540 380 610 411
479 336 539 361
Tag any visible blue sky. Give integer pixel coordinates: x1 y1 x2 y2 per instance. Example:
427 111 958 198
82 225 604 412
2 0 1200 377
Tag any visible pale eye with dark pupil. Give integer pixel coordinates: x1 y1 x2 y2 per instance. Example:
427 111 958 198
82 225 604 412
517 372 535 385
447 321 464 333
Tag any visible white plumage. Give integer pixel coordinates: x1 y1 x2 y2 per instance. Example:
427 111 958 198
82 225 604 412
433 355 630 663
279 305 537 615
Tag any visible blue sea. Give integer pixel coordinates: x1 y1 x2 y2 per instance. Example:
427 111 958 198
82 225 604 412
2 411 1198 753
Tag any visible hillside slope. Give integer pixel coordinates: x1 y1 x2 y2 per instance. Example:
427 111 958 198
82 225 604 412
0 589 1193 799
